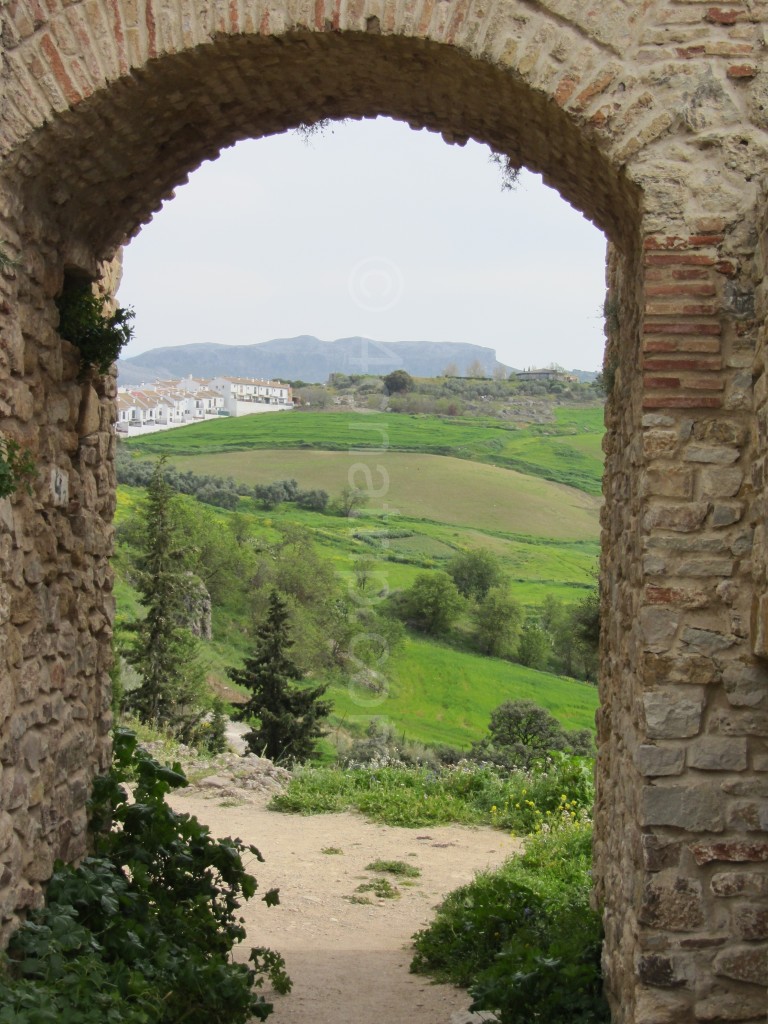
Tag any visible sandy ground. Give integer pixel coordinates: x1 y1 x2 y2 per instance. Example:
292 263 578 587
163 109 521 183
169 787 521 1024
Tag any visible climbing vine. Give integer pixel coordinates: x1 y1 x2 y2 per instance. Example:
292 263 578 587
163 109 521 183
56 282 134 376
0 437 36 499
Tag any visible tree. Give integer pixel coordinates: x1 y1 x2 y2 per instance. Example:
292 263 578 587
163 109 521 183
441 362 459 377
397 571 464 635
337 484 369 517
354 554 377 592
383 369 414 395
516 618 551 669
229 590 332 763
124 459 207 737
473 586 523 657
465 359 487 378
471 699 567 768
447 548 505 601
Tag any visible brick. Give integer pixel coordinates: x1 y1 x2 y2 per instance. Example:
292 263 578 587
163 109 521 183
643 396 724 409
643 338 722 354
643 323 721 337
727 64 758 78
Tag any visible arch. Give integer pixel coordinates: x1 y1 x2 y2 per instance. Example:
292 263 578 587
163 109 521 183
1 4 768 1024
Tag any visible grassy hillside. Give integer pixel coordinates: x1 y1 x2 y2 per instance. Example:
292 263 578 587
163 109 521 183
125 406 605 495
327 635 599 750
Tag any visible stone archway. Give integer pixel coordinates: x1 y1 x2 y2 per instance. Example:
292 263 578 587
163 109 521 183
1 4 767 1022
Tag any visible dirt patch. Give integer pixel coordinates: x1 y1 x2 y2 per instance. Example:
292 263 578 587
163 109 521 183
169 786 521 1024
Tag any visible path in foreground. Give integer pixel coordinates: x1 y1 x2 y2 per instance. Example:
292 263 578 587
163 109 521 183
170 789 521 1024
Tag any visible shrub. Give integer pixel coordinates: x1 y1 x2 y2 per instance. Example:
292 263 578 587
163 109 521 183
0 729 290 1023
411 824 608 1024
56 282 134 376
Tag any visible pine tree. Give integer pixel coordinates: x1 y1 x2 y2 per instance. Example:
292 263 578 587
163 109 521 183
229 590 332 764
125 458 206 736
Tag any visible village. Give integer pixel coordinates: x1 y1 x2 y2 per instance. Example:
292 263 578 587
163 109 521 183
116 375 294 434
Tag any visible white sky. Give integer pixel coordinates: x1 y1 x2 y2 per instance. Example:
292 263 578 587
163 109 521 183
118 116 608 371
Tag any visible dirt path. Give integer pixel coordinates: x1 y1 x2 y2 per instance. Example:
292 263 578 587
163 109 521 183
169 787 521 1024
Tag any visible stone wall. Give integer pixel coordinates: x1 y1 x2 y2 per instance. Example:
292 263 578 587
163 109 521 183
1 1 767 1021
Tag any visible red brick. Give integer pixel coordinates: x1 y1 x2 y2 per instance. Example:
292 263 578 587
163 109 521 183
645 235 724 250
643 339 721 354
706 7 741 24
645 254 716 268
644 376 681 389
644 322 721 336
554 75 579 106
572 69 616 110
644 357 722 370
727 64 758 79
677 46 706 59
715 260 737 276
642 396 723 409
685 377 725 391
646 284 716 297
40 33 81 105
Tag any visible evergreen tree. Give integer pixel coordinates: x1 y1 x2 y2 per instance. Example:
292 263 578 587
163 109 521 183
125 458 206 737
229 590 332 764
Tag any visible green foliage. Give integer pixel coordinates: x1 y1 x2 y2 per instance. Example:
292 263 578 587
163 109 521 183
0 729 289 1024
336 484 369 517
0 437 36 499
472 700 595 770
365 859 420 878
56 283 134 376
411 824 608 1024
123 459 207 737
355 878 400 899
473 586 523 657
269 756 594 833
382 369 415 395
229 590 332 763
396 571 464 635
447 547 504 600
517 619 551 669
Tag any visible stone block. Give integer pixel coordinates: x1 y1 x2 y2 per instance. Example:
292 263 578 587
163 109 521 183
638 953 689 989
642 784 724 831
640 607 680 652
695 984 768 1021
691 840 768 865
732 905 768 940
712 871 768 898
639 877 704 930
722 662 767 708
713 945 768 985
644 502 709 532
684 444 740 464
681 626 737 654
710 502 743 527
635 744 686 776
688 736 747 771
641 832 682 871
643 692 704 738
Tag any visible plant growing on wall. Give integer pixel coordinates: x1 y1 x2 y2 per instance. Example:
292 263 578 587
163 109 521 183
0 437 36 499
56 280 134 376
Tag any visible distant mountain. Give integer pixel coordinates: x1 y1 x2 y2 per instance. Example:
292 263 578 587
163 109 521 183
117 336 507 385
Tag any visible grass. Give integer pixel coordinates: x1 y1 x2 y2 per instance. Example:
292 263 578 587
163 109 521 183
268 756 595 833
124 407 605 495
365 860 421 878
355 878 400 899
326 636 599 750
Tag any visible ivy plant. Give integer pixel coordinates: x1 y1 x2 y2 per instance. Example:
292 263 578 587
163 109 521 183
56 283 134 376
0 728 291 1023
0 437 36 499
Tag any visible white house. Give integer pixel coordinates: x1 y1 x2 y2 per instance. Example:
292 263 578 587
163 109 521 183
209 376 292 416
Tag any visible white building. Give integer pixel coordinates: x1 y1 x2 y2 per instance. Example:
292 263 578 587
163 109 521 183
209 376 293 416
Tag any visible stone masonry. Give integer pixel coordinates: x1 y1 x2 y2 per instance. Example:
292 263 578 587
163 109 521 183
1 1 767 1021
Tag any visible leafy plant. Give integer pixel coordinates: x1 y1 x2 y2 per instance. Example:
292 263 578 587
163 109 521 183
411 824 608 1024
56 282 134 376
355 878 400 899
0 728 290 1023
0 437 36 499
365 859 420 878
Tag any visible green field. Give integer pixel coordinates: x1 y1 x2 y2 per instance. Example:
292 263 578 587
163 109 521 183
125 407 605 495
161 450 600 541
326 636 599 749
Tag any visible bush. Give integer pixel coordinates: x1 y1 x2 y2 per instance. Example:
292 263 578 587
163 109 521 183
411 824 608 1024
0 729 290 1023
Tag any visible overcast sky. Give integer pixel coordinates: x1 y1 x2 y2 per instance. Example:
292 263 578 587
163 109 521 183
118 116 608 372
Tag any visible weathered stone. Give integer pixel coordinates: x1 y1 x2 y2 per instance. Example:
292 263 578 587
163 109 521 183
639 607 680 652
704 466 745 497
642 465 695 499
644 502 709 533
710 503 743 528
635 744 686 776
722 662 767 709
688 736 748 771
732 905 768 940
641 833 682 871
683 445 741 465
695 986 768 1021
639 877 704 930
641 785 724 831
637 953 689 989
680 626 737 655
713 945 768 985
712 871 768 898
691 840 768 865
643 692 704 738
